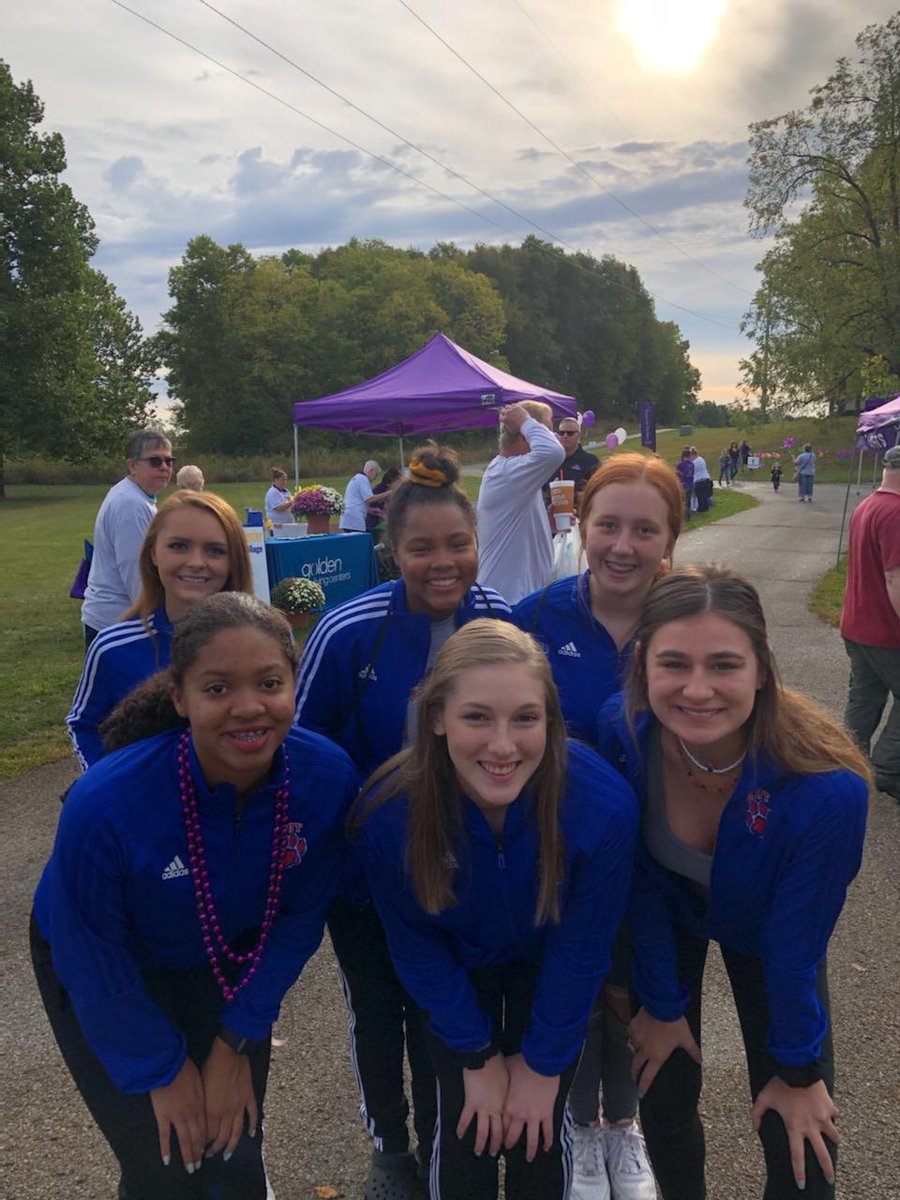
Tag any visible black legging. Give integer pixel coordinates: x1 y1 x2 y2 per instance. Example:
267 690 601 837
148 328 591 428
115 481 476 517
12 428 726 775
639 931 836 1200
31 915 272 1199
422 961 579 1200
327 897 437 1157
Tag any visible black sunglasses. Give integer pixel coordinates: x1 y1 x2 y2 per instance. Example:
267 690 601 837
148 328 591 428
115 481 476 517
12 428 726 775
137 455 176 468
558 430 579 437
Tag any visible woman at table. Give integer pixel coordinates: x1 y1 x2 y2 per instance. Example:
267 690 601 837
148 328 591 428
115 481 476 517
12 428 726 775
33 592 357 1198
295 444 511 1199
66 490 252 770
512 451 682 1200
354 620 638 1200
600 564 870 1199
264 468 293 525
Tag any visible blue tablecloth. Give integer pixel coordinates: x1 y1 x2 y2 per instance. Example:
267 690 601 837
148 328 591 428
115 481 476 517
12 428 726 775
265 532 378 612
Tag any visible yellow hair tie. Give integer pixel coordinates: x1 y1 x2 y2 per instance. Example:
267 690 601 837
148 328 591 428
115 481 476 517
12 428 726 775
408 458 448 488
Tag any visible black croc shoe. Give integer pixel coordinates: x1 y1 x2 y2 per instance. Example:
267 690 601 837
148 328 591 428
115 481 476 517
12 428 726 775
363 1150 420 1200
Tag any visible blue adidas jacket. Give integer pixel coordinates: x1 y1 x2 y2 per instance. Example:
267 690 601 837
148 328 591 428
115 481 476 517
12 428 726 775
512 572 635 746
67 606 174 770
599 700 868 1076
34 726 357 1095
357 741 638 1076
295 578 511 781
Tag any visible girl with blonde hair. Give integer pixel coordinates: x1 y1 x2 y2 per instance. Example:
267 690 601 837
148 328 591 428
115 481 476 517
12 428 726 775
356 620 638 1200
67 490 252 769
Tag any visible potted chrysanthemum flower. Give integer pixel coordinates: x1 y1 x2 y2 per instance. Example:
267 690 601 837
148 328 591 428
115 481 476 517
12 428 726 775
270 576 326 631
289 485 344 535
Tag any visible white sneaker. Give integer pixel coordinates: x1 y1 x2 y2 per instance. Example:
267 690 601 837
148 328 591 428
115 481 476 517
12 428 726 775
571 1123 611 1200
603 1124 656 1200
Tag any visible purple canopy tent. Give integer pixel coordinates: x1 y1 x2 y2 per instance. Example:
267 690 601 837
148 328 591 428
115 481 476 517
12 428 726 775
836 393 900 563
290 332 578 480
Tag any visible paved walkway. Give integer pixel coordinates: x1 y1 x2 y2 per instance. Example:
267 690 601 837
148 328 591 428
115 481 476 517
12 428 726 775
2 482 897 1198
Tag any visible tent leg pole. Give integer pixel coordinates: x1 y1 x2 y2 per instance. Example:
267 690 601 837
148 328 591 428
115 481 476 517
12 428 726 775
399 436 405 471
293 425 299 488
836 448 857 566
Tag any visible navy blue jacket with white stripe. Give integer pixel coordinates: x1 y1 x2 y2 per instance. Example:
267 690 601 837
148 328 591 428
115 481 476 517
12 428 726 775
34 726 357 1094
599 700 869 1080
357 741 638 1076
512 572 635 746
295 579 511 782
66 605 174 770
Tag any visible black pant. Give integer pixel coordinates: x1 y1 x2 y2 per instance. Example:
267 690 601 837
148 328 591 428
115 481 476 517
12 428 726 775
694 478 713 512
639 932 836 1200
423 961 579 1200
84 624 100 650
31 915 272 1199
327 897 437 1156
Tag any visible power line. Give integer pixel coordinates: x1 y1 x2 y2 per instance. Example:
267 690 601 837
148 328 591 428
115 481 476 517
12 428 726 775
108 0 736 328
191 0 737 328
399 0 751 297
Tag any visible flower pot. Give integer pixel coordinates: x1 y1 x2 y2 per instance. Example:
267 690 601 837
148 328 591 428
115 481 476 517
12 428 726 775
285 612 310 631
306 513 331 536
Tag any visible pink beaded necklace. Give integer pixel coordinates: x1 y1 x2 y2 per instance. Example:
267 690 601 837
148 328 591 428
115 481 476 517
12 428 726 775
177 731 291 1002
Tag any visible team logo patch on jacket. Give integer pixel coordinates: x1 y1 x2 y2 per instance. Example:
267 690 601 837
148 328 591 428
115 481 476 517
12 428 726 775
745 790 771 837
281 822 308 869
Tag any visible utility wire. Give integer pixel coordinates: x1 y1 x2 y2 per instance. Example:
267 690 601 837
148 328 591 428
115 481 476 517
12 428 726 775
400 0 751 296
192 0 736 328
109 0 736 328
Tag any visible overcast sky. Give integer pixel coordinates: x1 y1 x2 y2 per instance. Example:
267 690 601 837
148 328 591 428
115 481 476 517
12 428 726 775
6 0 899 411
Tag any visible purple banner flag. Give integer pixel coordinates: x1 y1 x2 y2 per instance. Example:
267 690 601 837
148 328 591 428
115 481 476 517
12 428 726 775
639 398 656 451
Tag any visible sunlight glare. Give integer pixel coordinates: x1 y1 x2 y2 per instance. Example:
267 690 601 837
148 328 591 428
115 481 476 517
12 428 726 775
617 0 728 74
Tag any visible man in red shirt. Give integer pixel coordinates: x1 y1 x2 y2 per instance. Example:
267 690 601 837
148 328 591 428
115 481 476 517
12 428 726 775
840 444 900 800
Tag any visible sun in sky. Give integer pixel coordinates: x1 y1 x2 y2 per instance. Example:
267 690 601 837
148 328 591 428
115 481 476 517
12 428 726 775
617 0 729 73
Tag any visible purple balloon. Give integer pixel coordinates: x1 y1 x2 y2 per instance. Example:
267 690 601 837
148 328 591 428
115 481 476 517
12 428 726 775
581 410 596 428
606 432 618 451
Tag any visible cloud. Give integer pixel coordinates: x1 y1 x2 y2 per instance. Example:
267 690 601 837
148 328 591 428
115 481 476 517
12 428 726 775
105 155 145 190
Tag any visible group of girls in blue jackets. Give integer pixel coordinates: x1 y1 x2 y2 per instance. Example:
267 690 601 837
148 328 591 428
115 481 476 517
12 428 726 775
34 447 870 1200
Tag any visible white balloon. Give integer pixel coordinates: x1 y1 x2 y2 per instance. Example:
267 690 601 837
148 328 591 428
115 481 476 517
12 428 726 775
614 427 627 445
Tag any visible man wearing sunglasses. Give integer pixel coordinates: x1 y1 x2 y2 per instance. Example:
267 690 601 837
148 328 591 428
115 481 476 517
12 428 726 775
81 429 174 649
543 418 600 518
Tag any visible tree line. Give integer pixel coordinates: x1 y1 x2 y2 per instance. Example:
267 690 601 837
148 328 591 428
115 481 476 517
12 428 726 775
153 235 701 455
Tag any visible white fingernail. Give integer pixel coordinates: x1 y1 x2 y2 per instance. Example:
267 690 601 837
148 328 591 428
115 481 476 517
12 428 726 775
224 1152 232 1163
796 1181 805 1192
186 1163 194 1176
162 1155 170 1167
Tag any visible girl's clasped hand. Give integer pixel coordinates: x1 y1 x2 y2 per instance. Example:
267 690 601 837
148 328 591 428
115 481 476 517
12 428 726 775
33 593 357 1197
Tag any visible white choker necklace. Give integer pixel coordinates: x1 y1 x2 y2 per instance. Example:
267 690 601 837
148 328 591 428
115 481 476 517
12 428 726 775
677 737 746 775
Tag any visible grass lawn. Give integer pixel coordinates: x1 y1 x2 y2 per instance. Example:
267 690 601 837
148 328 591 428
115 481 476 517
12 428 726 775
809 557 847 629
0 473 753 779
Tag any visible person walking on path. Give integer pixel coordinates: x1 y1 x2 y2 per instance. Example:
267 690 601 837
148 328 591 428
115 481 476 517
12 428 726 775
477 402 565 604
690 448 712 513
717 449 731 487
771 462 783 492
728 442 740 482
675 448 694 522
81 429 174 648
794 444 817 502
839 443 900 802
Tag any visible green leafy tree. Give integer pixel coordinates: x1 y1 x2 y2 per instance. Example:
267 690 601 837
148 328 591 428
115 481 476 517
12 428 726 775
0 61 154 495
743 15 900 411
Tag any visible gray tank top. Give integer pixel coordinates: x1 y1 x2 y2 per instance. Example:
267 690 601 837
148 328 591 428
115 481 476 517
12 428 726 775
643 725 713 891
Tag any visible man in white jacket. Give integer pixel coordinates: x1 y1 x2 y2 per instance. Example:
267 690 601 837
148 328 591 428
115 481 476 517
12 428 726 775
476 402 565 604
